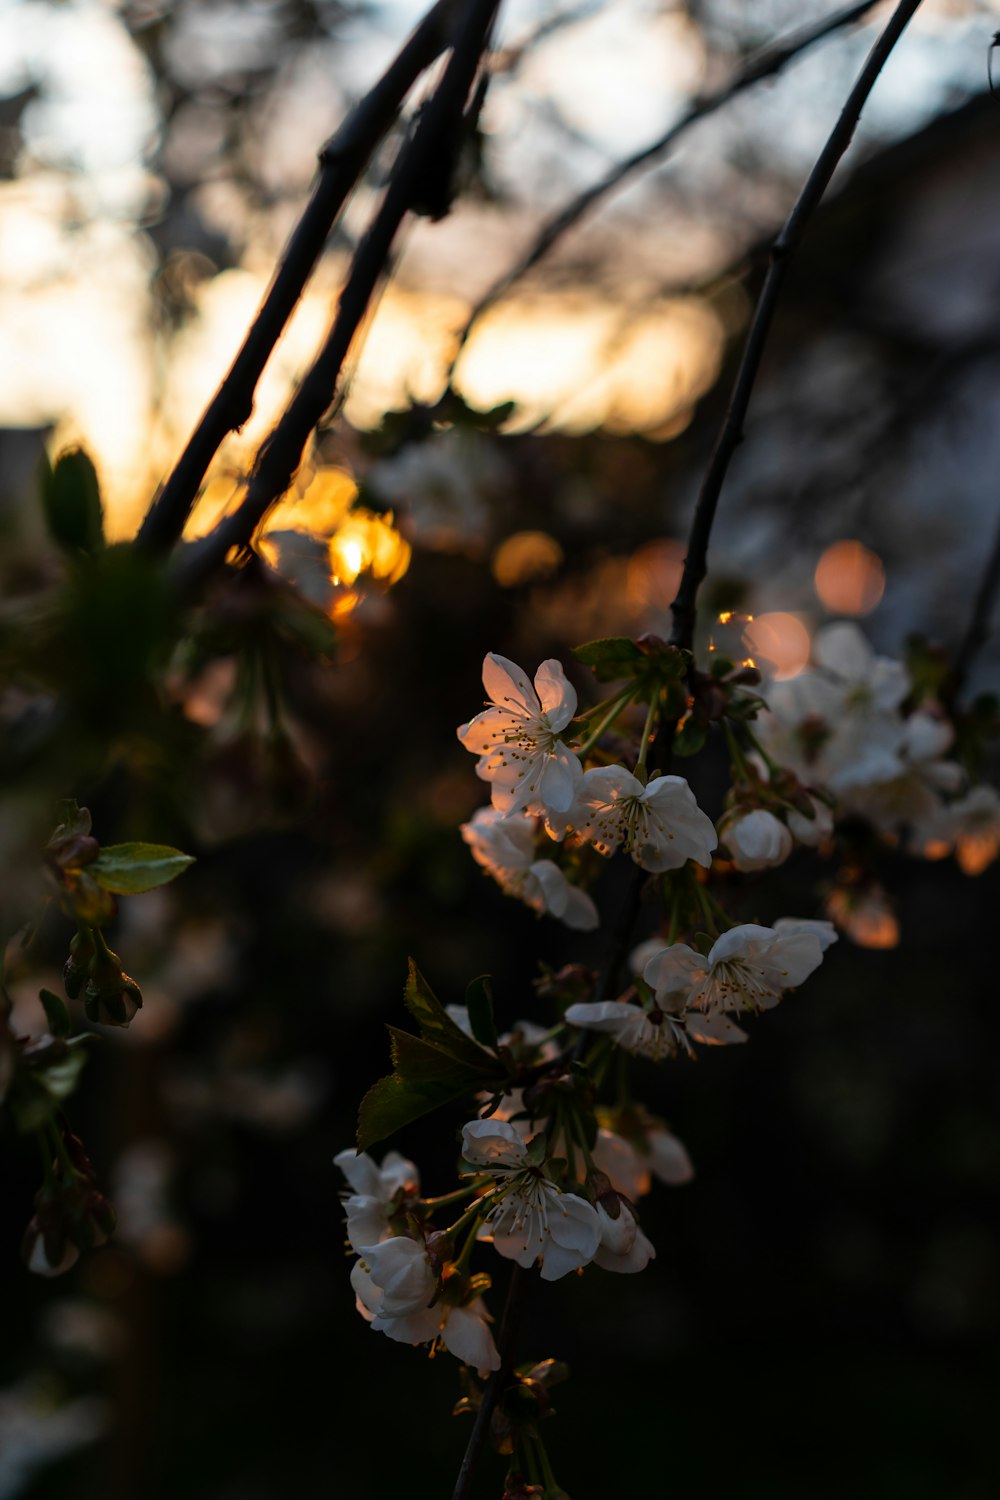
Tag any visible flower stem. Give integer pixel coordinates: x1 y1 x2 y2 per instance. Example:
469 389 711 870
574 688 635 758
633 694 659 777
45 1118 77 1180
422 1182 487 1211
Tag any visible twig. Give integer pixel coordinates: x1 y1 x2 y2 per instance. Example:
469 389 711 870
669 0 925 654
947 503 1000 702
444 0 884 389
176 0 500 591
135 0 459 555
451 1264 525 1500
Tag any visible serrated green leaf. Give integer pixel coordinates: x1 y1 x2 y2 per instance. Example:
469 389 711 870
91 843 195 895
357 1027 499 1151
464 975 498 1052
673 719 706 757
571 637 645 681
39 988 70 1039
404 961 502 1075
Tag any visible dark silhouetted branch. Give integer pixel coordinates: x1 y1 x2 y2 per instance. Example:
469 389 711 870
177 0 500 590
136 0 459 555
445 0 884 388
669 0 925 653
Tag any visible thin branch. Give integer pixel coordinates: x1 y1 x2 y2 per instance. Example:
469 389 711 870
135 0 459 555
948 503 1000 702
176 0 501 590
669 0 925 653
444 0 884 388
451 1265 525 1500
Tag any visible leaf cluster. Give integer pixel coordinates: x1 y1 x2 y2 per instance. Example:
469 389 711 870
357 963 507 1151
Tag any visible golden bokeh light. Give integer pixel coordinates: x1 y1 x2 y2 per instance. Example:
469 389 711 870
453 294 723 435
742 612 811 680
814 540 885 616
626 539 685 617
491 531 564 588
826 887 900 950
956 829 1000 877
328 508 411 588
266 466 358 537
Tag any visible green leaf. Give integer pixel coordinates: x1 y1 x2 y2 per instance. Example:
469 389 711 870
41 448 105 556
91 843 195 895
404 961 501 1074
357 1028 499 1151
39 988 70 1038
673 719 706 757
464 975 498 1052
572 637 645 681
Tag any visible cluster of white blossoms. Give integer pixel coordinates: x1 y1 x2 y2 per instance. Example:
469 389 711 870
458 654 717 926
336 1145 502 1376
754 622 1000 871
336 1107 677 1371
568 920 837 1059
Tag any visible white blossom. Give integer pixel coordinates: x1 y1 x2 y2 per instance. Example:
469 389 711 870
460 805 598 929
758 622 911 793
592 1128 651 1200
644 921 830 1022
647 1127 695 1186
575 766 717 873
593 1199 656 1274
462 1120 600 1281
458 655 583 818
941 784 1000 874
351 1245 499 1375
565 995 744 1059
722 808 793 871
591 1123 694 1196
351 1236 437 1318
786 795 834 847
367 429 507 553
334 1146 420 1253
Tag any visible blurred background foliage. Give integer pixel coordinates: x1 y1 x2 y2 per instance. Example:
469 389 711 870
1 1 1000 1497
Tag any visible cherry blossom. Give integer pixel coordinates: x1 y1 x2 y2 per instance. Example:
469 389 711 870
462 1120 600 1281
458 655 582 818
575 766 717 872
460 805 598 929
722 808 793 871
351 1241 500 1375
593 1198 656 1274
334 1146 420 1253
565 995 744 1060
644 921 830 1022
941 784 1000 874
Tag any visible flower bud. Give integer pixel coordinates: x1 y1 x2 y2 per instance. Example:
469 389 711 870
83 947 142 1027
63 929 97 1000
723 809 793 872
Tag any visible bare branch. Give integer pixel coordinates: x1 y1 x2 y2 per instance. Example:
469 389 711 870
136 0 460 555
444 0 884 388
176 0 501 590
669 0 925 652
